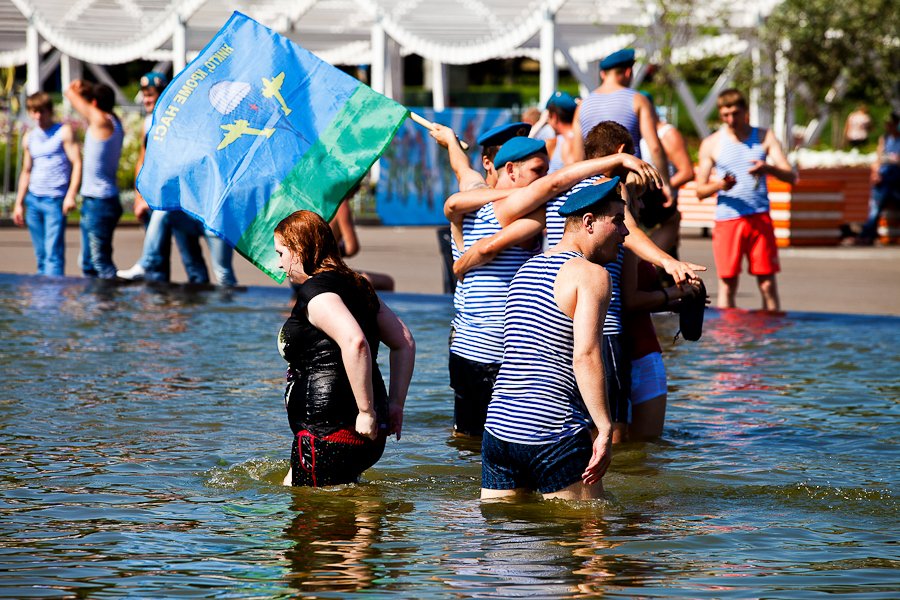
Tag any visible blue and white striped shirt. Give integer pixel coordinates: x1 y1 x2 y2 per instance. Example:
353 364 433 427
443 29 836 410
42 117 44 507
714 127 769 221
579 88 641 158
450 202 538 363
80 114 123 199
27 124 71 198
545 176 623 335
485 251 592 444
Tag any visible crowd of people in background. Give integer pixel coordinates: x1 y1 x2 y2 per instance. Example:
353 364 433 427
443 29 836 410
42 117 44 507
7 51 899 496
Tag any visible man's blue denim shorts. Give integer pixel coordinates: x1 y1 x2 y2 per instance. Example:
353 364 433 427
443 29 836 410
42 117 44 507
481 429 593 494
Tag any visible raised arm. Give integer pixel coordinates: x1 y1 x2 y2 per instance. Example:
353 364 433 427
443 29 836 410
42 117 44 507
307 292 378 440
376 301 416 440
430 124 487 192
444 187 511 223
453 209 544 278
330 201 360 257
64 81 109 133
493 153 661 225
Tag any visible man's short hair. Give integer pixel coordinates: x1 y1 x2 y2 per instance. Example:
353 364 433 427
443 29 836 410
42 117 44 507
88 83 116 113
584 121 634 159
25 92 53 114
717 88 748 110
547 103 575 124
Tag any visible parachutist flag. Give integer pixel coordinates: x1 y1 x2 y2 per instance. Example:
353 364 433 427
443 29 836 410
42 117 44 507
137 11 409 282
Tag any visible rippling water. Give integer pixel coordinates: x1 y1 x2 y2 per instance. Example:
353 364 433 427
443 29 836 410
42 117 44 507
1 274 897 598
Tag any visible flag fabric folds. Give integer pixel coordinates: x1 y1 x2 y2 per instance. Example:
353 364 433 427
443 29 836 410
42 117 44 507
136 11 409 282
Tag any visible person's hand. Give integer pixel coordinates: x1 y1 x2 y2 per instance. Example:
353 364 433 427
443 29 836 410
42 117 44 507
62 195 77 216
661 183 675 208
661 257 707 285
429 124 461 149
355 410 378 440
134 196 151 221
67 79 87 97
620 154 662 190
388 401 404 441
12 204 25 227
871 169 882 185
720 173 737 191
747 160 768 176
582 429 612 485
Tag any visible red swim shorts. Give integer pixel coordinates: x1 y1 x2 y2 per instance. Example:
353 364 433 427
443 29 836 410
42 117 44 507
712 213 780 279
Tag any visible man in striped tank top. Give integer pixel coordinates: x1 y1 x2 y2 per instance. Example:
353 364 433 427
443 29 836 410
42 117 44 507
481 177 628 501
569 48 672 203
13 92 81 276
695 89 796 311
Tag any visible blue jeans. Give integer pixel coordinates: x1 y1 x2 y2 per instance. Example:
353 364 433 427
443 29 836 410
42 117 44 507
24 192 66 276
206 231 237 286
80 195 122 279
860 166 900 239
140 210 209 284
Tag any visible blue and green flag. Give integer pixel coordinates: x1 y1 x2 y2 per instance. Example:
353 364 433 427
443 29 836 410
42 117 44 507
136 12 409 282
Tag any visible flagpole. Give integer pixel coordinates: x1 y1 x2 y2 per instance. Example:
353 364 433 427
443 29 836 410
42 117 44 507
409 111 469 150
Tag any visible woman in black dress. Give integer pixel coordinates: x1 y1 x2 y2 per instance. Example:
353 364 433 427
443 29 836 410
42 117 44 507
275 210 415 487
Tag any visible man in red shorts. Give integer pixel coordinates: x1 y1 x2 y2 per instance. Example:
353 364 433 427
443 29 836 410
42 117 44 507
695 89 795 311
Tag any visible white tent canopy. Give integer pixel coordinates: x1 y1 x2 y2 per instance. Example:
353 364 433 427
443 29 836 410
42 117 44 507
1 0 789 138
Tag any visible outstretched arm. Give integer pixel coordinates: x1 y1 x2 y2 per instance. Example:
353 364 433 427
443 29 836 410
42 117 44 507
623 204 706 284
430 124 487 192
453 209 544 278
493 153 661 225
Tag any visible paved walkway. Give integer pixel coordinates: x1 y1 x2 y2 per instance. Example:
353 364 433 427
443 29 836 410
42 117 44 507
2 224 899 316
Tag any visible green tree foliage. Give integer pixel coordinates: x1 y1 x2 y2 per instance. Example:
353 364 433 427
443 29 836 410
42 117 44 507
765 0 900 111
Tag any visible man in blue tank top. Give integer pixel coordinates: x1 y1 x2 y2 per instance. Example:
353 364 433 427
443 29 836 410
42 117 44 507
570 48 672 202
64 80 124 279
695 88 796 311
481 178 628 501
13 92 81 276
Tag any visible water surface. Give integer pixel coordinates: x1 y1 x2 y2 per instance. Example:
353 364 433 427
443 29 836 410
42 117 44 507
0 274 897 598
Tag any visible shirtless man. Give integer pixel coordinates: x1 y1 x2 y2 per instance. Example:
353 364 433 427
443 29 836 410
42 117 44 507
481 178 627 501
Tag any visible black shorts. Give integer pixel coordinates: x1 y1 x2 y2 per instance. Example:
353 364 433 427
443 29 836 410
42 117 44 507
291 428 386 487
639 188 679 229
448 352 500 436
602 334 631 423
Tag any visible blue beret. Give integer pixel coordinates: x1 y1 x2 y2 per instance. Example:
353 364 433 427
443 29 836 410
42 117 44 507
546 91 578 112
140 71 168 89
477 122 530 147
493 137 547 169
600 48 635 71
558 177 621 216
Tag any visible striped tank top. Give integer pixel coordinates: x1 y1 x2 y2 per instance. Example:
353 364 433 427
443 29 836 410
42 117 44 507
27 123 71 197
545 175 623 335
485 251 592 444
579 88 642 158
81 114 124 199
714 127 769 221
450 202 537 363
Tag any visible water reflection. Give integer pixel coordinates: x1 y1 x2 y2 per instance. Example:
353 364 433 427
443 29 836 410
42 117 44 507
283 493 414 595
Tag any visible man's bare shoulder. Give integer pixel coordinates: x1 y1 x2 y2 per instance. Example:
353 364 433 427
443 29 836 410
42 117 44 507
558 255 610 290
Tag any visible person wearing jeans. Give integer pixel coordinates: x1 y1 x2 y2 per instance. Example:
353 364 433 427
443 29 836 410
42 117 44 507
64 80 124 279
13 92 81 276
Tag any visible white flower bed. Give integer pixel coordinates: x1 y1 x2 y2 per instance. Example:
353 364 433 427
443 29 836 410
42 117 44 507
789 148 876 169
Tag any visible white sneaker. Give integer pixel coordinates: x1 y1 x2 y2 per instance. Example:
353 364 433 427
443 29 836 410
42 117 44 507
117 263 146 281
